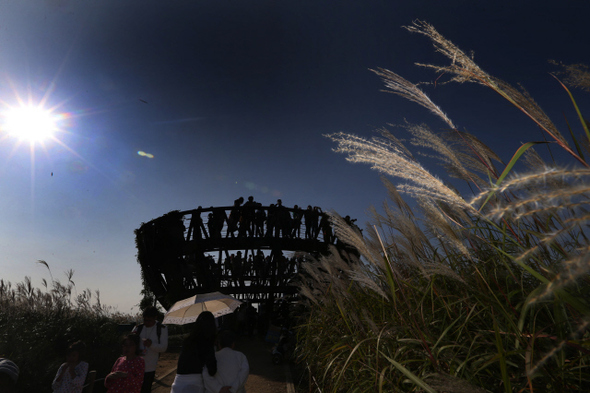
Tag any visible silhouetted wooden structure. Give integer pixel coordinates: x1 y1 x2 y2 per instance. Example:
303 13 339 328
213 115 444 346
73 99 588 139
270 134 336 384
135 204 358 309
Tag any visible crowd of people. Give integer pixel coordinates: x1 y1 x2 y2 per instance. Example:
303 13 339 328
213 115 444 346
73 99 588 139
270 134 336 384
192 250 304 290
187 196 359 243
0 306 249 393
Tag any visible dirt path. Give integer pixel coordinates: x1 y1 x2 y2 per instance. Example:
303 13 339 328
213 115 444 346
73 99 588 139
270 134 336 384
152 335 295 393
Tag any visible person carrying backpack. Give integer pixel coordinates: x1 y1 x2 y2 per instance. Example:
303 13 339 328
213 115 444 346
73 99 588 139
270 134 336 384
132 306 168 393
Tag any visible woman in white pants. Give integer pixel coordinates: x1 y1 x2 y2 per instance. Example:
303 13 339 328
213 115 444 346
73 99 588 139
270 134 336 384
171 311 217 393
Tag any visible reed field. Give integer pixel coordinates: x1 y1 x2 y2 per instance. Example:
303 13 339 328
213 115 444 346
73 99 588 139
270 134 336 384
296 21 590 392
0 263 132 392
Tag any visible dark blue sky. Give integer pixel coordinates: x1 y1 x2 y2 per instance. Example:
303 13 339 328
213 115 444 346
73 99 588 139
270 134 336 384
1 0 588 312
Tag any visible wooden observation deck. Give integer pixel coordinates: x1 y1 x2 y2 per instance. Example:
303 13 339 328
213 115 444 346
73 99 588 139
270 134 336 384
135 203 359 309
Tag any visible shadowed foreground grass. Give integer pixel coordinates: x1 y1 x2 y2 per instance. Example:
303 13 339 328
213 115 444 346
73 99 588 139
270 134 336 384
0 267 133 392
296 21 590 393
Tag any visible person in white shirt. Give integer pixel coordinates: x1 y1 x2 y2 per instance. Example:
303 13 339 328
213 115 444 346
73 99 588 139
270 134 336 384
132 306 168 393
204 330 249 393
52 341 89 393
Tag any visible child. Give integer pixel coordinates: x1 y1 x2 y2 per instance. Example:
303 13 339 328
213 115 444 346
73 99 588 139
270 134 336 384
105 334 145 393
52 341 89 393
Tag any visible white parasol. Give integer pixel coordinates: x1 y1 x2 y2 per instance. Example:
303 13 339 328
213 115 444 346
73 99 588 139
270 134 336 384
163 291 242 325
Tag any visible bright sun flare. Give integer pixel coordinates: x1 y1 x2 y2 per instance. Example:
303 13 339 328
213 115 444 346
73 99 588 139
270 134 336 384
3 105 58 143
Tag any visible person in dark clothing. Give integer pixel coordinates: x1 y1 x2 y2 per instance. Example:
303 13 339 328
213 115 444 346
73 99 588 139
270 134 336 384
224 255 233 278
311 207 321 239
227 197 244 238
320 212 333 243
209 208 227 239
207 213 215 238
275 199 291 238
254 206 266 237
188 206 208 240
171 311 218 393
266 204 276 237
304 206 321 239
253 250 265 283
233 251 244 287
291 205 303 238
304 205 314 239
239 196 257 237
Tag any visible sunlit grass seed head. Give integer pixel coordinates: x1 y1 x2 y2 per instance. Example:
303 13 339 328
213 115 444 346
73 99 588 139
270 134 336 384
327 131 471 211
406 20 567 148
550 60 590 92
370 68 456 130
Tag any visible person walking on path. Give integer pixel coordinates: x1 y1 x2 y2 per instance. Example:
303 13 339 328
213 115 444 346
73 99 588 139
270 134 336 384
133 306 169 393
105 334 145 393
52 341 89 393
203 330 249 393
171 311 218 393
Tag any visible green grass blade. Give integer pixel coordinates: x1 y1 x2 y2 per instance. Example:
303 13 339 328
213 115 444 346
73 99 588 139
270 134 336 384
552 73 590 149
378 366 389 393
375 226 398 306
479 141 549 210
380 351 437 393
564 113 585 160
432 309 462 349
333 337 373 390
494 319 513 393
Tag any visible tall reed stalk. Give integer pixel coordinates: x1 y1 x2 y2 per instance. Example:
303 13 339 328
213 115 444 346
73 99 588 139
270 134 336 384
296 20 590 392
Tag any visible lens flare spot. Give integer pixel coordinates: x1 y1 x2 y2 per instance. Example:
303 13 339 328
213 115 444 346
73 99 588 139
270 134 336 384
68 159 89 173
245 181 258 190
138 151 154 158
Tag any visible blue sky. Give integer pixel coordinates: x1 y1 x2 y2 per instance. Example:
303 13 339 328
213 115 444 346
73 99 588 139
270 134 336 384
1 0 589 314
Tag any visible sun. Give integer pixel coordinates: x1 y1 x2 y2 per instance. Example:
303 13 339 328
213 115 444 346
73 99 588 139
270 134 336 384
2 105 59 143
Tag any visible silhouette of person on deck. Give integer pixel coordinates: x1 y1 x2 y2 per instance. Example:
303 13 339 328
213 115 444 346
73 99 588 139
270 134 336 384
266 204 276 237
275 199 291 238
240 196 257 237
304 205 314 239
320 212 333 243
209 208 227 239
188 206 207 240
233 251 244 287
254 206 266 237
227 197 244 238
291 205 303 238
